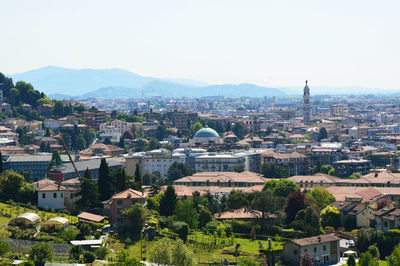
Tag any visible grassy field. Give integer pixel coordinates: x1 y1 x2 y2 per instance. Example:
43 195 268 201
0 202 79 225
108 230 284 264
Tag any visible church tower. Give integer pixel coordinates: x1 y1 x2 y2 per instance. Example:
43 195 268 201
303 80 311 122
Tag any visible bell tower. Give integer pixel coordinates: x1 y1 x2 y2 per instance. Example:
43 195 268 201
303 80 311 122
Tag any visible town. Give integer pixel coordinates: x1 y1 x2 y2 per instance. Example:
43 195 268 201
0 71 398 265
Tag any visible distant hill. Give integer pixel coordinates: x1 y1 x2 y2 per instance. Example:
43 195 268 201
11 66 286 98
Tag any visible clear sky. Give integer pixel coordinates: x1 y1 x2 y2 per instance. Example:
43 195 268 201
1 0 399 90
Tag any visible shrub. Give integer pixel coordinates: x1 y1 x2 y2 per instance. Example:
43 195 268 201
95 246 108 259
205 220 219 234
158 216 174 229
229 220 253 234
172 221 189 242
83 251 96 263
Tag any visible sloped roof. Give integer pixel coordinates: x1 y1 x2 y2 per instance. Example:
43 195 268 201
77 212 105 223
290 234 340 247
111 188 144 199
174 171 266 184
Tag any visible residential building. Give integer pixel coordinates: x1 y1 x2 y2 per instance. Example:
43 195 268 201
37 183 76 210
99 120 133 141
333 159 371 177
125 149 186 179
283 234 340 266
262 151 308 176
104 188 145 226
82 107 106 131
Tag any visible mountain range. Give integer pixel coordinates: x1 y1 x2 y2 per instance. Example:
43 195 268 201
10 66 286 99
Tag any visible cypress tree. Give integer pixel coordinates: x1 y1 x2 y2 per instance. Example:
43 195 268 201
159 185 177 216
98 158 111 201
0 151 3 173
134 165 141 187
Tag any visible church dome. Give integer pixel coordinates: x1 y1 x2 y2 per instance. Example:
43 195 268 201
194 126 219 138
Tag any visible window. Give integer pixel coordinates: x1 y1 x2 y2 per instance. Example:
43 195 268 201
323 245 326 251
42 193 46 199
117 200 123 205
53 193 57 198
314 247 317 253
304 249 307 252
294 250 298 255
61 193 63 198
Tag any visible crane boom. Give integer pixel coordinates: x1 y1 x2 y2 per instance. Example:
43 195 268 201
54 134 81 179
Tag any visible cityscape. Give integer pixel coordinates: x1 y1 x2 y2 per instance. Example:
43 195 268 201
1 0 400 265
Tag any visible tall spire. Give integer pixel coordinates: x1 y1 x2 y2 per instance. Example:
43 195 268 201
303 80 311 122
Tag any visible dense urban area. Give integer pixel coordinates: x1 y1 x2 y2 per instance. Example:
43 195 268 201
1 72 400 265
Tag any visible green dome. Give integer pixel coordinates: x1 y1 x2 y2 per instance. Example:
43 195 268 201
194 127 219 138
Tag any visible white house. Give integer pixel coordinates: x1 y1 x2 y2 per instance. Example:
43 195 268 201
44 119 60 131
99 120 133 141
37 183 76 210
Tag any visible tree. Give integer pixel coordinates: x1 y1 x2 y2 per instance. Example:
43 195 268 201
68 245 82 260
344 215 357 231
116 250 142 265
250 190 283 219
53 101 64 117
134 165 142 187
320 206 341 228
0 240 10 257
285 189 307 224
318 127 328 141
83 251 96 263
0 170 25 200
159 185 177 216
121 203 146 236
347 253 356 266
148 238 193 266
233 122 248 139
95 246 108 260
198 206 213 227
0 151 3 173
29 242 53 266
348 172 362 179
98 158 111 201
227 190 248 210
387 244 400 266
47 151 62 170
368 244 380 261
263 179 299 198
291 206 321 236
122 130 135 140
167 162 194 183
359 251 376 266
300 252 313 266
75 169 99 209
192 122 203 133
113 167 128 192
261 164 289 178
308 186 336 210
320 165 334 174
174 199 197 228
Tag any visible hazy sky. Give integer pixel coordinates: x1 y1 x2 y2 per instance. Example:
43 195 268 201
1 0 399 89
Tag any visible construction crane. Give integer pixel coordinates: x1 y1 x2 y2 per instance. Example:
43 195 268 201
54 134 81 179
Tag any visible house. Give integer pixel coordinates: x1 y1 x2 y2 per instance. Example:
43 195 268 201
9 213 41 227
37 183 76 210
79 143 124 157
374 206 400 232
283 234 340 266
104 188 145 226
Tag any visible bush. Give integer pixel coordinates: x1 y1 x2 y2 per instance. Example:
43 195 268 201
172 221 189 242
229 220 253 234
83 251 96 263
95 246 108 259
158 216 174 229
262 225 282 235
205 220 219 234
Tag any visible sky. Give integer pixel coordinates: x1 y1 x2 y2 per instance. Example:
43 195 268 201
1 0 399 90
